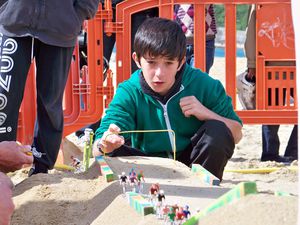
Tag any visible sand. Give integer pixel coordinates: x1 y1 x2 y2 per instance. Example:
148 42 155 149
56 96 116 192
8 58 298 225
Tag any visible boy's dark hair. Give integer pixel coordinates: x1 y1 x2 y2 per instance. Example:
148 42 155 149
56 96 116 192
134 17 186 63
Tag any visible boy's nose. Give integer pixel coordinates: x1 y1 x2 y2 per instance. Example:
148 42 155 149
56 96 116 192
154 66 164 77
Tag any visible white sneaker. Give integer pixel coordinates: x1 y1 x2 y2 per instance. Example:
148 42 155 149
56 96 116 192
237 71 256 110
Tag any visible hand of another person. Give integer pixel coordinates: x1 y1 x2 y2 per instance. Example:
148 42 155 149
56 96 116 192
247 68 256 80
0 172 15 225
180 96 212 120
93 124 125 156
0 141 34 173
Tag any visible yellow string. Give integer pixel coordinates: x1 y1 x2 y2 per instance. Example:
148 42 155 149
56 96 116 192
102 129 177 161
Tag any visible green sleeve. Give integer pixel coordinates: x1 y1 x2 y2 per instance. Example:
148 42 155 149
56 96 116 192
205 80 242 125
94 82 137 140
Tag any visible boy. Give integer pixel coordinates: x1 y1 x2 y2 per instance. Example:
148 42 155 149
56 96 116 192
93 17 242 180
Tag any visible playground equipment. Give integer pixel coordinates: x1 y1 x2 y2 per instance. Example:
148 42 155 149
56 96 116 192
16 0 297 155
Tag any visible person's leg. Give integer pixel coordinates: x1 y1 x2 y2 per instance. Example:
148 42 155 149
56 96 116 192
284 125 298 159
244 6 256 71
177 120 235 180
205 38 215 73
0 35 32 141
32 40 74 173
103 25 116 63
261 125 280 160
185 44 194 66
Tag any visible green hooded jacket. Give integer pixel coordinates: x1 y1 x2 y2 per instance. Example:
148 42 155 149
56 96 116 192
95 65 242 157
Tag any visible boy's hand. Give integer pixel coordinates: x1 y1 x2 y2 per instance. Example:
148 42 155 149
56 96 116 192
247 68 256 80
0 141 34 173
93 124 125 156
0 172 15 225
180 96 211 120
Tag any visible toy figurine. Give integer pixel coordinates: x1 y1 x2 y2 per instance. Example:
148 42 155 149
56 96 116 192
167 207 176 224
172 203 179 215
70 155 83 173
128 168 138 192
137 170 145 193
175 207 185 224
70 156 81 168
161 205 170 221
183 205 191 220
157 190 165 206
119 171 128 194
149 183 160 203
156 190 165 218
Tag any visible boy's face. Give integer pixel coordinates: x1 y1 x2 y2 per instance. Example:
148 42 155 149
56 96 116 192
133 52 185 96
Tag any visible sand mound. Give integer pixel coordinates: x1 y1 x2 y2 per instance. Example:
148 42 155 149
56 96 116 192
10 154 298 225
200 194 298 225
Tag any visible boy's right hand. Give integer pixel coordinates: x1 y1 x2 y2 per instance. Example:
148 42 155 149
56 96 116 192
93 124 125 156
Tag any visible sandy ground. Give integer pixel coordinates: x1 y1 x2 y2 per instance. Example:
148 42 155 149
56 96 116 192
8 58 298 225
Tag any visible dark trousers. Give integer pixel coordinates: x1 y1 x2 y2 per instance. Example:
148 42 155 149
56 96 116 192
262 125 298 159
186 38 216 74
0 35 74 169
106 120 235 180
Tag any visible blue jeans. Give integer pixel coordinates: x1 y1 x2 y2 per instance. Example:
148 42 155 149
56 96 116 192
187 38 215 74
262 125 298 159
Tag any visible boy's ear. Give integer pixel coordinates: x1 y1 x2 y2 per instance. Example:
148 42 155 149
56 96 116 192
177 56 186 71
132 52 141 68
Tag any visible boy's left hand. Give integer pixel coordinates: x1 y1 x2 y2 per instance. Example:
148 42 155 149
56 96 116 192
179 96 211 120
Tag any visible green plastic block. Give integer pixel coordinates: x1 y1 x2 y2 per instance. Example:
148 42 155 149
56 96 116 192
274 191 291 196
191 164 220 186
95 156 115 182
143 205 154 216
101 166 112 172
127 193 154 216
105 173 115 182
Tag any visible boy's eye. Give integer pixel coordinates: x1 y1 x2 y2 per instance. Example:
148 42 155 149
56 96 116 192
147 60 156 64
166 61 174 65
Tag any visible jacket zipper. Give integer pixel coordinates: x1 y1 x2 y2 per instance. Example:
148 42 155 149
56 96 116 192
158 85 184 157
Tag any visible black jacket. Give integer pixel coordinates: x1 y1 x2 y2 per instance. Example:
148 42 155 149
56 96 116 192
0 0 100 47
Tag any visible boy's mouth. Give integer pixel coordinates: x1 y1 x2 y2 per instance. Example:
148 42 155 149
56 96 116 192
153 81 164 85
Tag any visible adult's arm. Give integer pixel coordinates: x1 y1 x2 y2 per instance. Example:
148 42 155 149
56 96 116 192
0 172 14 225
